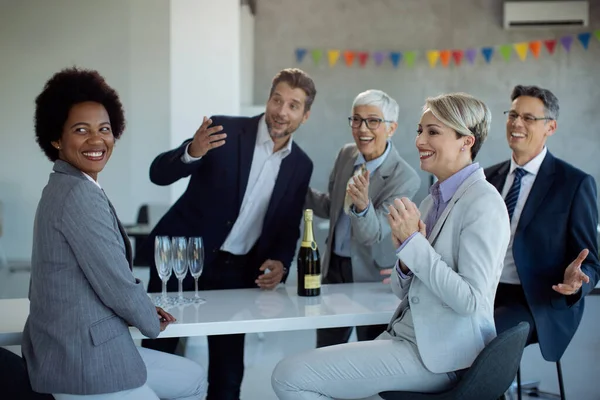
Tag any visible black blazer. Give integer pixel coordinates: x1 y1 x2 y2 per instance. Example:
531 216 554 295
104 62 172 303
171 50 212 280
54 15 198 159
485 151 600 361
143 114 313 290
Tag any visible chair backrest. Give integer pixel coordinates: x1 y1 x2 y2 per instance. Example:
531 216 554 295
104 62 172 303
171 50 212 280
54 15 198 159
452 321 530 399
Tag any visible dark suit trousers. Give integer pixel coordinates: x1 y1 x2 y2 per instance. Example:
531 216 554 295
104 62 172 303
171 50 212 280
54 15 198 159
316 253 387 348
143 250 256 400
494 283 538 345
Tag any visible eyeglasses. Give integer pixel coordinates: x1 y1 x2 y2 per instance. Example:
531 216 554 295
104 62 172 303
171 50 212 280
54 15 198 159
348 116 393 130
504 111 553 124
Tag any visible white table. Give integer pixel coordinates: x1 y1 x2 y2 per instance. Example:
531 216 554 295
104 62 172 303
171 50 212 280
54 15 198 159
0 282 399 346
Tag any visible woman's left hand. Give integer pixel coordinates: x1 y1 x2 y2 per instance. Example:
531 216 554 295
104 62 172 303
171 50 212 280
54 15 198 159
156 306 176 331
387 197 421 243
348 169 370 213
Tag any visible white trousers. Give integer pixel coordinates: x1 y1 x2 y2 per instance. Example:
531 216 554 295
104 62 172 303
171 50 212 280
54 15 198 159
271 331 457 400
53 347 207 400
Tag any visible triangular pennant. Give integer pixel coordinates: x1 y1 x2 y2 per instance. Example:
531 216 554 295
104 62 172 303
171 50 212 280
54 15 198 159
514 42 528 61
499 45 512 62
440 50 451 67
560 36 573 52
544 39 557 54
373 51 386 66
357 52 369 67
343 51 355 66
595 30 600 42
465 48 477 64
529 41 542 59
404 51 417 67
451 50 464 66
327 50 340 67
481 47 494 63
577 32 591 49
311 49 323 65
389 52 402 68
295 48 307 63
427 50 440 68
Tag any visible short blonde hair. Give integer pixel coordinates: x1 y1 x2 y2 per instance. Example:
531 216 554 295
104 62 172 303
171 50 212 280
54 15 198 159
424 93 491 160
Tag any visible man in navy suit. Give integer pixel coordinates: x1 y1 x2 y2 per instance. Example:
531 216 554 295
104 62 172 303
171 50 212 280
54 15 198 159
485 85 600 366
141 68 316 400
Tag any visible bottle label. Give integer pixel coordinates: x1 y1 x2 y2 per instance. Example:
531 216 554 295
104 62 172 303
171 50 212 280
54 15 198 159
304 274 321 289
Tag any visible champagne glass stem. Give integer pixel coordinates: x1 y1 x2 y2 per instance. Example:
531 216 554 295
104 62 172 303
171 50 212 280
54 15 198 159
178 279 183 300
194 277 199 298
162 280 167 302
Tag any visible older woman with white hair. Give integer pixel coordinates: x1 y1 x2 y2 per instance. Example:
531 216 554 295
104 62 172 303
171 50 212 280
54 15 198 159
272 93 511 399
305 89 420 348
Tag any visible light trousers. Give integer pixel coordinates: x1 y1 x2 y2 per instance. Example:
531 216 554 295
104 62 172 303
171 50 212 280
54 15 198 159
271 331 457 400
53 347 207 400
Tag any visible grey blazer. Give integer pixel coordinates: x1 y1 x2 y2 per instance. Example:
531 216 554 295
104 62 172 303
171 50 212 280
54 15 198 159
306 143 420 282
388 168 511 373
22 160 161 395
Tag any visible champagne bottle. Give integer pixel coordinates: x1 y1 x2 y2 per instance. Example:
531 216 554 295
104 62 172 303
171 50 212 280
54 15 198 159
297 209 321 296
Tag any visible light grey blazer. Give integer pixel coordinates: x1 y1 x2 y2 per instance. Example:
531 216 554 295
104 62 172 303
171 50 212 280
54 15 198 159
22 160 160 395
388 168 510 373
306 143 420 282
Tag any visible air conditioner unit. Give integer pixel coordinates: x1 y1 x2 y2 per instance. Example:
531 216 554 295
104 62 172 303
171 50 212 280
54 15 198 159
503 1 589 29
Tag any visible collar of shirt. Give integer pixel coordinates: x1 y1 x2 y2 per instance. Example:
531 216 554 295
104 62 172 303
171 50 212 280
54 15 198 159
81 172 101 189
355 139 392 173
256 115 293 157
509 146 547 177
429 162 480 204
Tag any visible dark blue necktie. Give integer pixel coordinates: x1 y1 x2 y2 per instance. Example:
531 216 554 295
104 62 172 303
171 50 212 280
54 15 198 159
505 167 527 221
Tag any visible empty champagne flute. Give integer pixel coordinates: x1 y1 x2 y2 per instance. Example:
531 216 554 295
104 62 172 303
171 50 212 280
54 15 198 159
187 237 205 303
154 236 173 307
171 236 191 305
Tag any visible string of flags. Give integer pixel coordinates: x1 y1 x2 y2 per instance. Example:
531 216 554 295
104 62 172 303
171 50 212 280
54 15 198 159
295 31 600 68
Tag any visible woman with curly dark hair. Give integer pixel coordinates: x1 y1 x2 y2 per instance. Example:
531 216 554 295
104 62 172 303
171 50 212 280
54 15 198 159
21 67 207 400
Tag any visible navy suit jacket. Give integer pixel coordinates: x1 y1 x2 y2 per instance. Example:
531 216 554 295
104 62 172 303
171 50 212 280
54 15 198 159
485 151 600 361
143 114 313 290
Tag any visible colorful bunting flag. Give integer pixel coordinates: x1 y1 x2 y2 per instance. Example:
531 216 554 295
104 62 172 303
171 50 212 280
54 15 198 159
389 52 402 68
343 51 355 66
404 51 416 67
514 42 528 61
529 41 542 58
465 48 477 64
327 50 340 67
595 30 600 42
560 36 573 52
499 45 512 62
295 48 307 63
578 32 591 49
544 39 557 54
311 49 322 65
358 52 369 67
427 50 440 68
373 51 386 66
440 50 451 67
452 50 464 66
481 47 494 64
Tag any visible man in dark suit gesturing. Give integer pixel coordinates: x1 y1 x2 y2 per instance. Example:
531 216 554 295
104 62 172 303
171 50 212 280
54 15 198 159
485 85 600 366
141 68 316 400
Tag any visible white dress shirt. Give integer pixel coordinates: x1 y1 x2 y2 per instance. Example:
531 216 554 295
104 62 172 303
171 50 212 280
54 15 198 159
500 146 547 284
81 172 102 189
182 116 292 255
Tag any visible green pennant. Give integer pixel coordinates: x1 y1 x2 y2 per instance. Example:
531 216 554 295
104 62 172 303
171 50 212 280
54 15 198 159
595 30 600 42
311 49 323 65
499 45 512 62
404 51 417 67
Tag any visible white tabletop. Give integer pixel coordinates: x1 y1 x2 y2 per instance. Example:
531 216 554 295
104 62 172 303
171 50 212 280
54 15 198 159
0 282 399 346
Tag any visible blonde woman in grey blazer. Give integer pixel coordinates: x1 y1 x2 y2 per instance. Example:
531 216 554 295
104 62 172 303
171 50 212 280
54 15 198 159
22 68 206 399
306 89 420 347
272 93 510 399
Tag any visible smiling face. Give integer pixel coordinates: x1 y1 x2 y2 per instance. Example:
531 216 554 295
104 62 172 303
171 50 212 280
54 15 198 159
506 95 556 165
351 105 396 161
51 101 114 181
265 82 310 146
416 110 473 182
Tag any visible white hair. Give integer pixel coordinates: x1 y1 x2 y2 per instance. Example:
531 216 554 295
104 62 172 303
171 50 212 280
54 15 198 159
352 89 399 128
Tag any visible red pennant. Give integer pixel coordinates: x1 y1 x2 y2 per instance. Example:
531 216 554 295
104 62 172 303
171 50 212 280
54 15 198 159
357 52 369 67
451 50 463 66
343 51 355 66
440 50 451 67
529 41 542 58
544 39 557 55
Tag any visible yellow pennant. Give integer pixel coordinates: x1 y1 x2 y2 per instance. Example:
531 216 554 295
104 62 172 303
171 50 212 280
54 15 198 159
427 50 440 68
328 50 340 67
514 43 529 61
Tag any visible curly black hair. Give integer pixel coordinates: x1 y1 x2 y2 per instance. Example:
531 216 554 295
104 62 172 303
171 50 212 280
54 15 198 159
34 67 126 161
